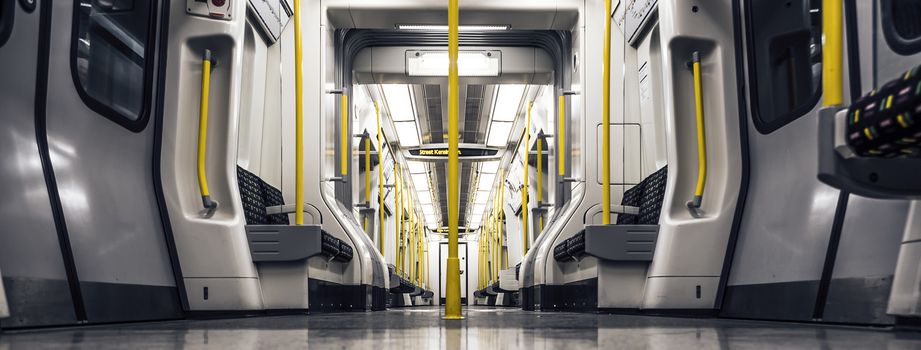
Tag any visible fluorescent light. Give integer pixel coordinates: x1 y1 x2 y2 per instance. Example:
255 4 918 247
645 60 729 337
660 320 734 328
477 173 496 192
381 85 415 121
396 25 510 31
408 161 426 174
394 121 421 147
412 173 430 192
467 214 482 225
422 204 436 216
419 191 432 205
471 204 486 217
486 121 513 147
406 51 501 77
491 85 526 121
426 214 438 224
474 191 489 205
480 161 499 174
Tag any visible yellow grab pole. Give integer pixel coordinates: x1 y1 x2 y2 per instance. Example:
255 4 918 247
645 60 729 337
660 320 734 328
293 0 304 225
341 95 349 176
197 50 217 214
688 52 707 209
537 133 543 232
822 0 844 107
522 103 531 254
364 136 371 232
444 0 463 320
393 165 403 275
558 95 566 176
499 168 506 269
602 0 612 224
377 102 385 252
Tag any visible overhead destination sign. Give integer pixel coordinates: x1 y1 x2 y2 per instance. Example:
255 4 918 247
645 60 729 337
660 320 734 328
406 143 501 161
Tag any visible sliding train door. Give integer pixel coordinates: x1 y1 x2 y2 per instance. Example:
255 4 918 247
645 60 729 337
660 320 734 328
0 0 81 328
723 0 915 324
38 0 181 323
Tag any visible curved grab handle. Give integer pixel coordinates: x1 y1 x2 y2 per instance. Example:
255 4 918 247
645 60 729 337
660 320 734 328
687 51 707 211
197 49 218 217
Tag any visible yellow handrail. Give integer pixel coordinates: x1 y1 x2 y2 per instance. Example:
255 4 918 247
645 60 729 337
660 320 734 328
822 0 844 107
602 0 613 224
364 135 371 232
197 50 218 215
558 95 566 176
341 95 349 176
687 52 707 209
294 0 304 224
395 165 403 275
377 102 385 253
522 102 531 254
444 0 463 320
537 133 543 232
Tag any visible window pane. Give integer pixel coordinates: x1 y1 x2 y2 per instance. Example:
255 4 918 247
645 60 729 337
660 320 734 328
890 0 921 41
747 0 822 133
74 0 151 122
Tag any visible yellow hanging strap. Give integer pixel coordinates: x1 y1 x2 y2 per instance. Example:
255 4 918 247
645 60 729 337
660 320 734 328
687 52 707 210
444 0 463 320
602 0 613 224
197 50 218 215
822 0 844 107
377 102 385 252
293 0 304 225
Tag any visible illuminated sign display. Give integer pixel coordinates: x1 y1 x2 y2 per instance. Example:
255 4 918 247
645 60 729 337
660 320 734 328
406 144 500 160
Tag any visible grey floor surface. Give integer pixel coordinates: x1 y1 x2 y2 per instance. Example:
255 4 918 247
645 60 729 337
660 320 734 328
2 306 921 349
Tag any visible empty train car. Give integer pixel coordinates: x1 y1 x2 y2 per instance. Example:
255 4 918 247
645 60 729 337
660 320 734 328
1 0 921 348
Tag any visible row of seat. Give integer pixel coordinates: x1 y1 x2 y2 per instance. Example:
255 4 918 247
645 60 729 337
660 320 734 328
553 166 667 262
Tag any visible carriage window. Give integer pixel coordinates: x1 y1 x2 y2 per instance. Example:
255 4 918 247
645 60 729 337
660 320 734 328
882 0 921 55
0 0 13 49
746 0 822 134
72 0 155 129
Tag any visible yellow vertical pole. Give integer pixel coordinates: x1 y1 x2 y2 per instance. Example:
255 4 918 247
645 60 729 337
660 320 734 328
293 0 304 225
499 168 506 269
537 134 543 232
197 51 215 213
393 165 403 276
364 136 371 232
522 103 531 254
822 0 843 107
690 53 707 208
444 0 463 320
341 95 349 176
558 95 566 176
377 102 385 252
602 0 613 225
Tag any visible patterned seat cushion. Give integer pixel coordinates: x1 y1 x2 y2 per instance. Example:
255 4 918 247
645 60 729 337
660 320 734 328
638 166 668 225
616 183 643 225
237 166 267 225
262 182 290 225
846 64 921 158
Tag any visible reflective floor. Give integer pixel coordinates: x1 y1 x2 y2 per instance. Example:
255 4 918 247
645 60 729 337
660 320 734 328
2 306 921 349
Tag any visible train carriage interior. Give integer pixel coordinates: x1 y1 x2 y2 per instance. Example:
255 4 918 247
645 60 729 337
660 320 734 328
3 0 921 348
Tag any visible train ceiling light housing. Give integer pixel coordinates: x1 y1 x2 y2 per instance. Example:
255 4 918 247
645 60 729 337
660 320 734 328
394 121 421 147
381 84 416 121
491 84 526 121
396 24 510 31
486 121 513 147
406 50 501 77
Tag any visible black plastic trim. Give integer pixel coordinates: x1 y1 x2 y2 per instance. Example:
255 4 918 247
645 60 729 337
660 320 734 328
812 191 850 320
845 0 863 99
743 0 824 135
880 0 921 56
0 0 13 48
68 0 158 133
716 0 753 312
18 0 35 13
150 0 189 312
34 0 87 322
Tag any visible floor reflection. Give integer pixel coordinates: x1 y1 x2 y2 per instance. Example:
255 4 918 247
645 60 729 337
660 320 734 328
1 307 919 349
